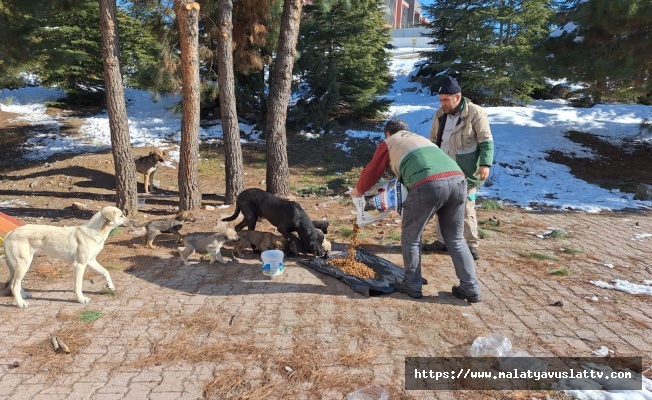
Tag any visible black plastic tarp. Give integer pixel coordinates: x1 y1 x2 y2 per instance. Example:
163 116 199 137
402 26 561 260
300 249 407 297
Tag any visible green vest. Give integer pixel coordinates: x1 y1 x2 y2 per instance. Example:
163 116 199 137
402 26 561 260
385 130 462 189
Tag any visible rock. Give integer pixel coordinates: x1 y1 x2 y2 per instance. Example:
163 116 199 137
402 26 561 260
71 202 89 210
204 205 215 211
633 183 652 201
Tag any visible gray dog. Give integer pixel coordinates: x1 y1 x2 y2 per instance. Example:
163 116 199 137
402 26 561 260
179 228 239 266
142 211 196 249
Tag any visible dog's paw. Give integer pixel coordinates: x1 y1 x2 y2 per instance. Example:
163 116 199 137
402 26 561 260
15 298 30 308
78 296 91 304
220 260 229 264
107 284 115 291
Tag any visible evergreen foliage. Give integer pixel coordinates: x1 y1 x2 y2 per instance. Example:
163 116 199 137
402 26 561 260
18 0 170 104
197 0 282 121
119 3 178 93
293 0 392 130
419 0 555 105
0 1 51 88
542 0 652 105
35 0 106 104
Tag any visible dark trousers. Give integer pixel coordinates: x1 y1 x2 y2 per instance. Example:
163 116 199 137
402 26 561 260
400 175 480 295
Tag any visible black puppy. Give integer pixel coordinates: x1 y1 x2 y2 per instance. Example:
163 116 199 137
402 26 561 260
222 188 326 257
312 220 329 235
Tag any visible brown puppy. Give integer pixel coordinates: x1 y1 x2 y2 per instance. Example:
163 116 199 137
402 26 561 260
179 228 239 266
135 149 166 194
232 230 288 258
142 211 196 249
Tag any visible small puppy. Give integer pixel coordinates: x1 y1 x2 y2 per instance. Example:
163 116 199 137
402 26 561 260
179 228 239 266
312 220 329 235
322 238 331 253
233 230 288 258
291 237 331 258
142 211 196 249
135 148 166 194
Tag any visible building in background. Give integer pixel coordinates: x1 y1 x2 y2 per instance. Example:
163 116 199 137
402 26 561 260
385 0 431 49
384 0 427 29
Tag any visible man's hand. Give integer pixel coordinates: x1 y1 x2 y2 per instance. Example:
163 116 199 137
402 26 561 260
476 166 490 181
350 188 362 198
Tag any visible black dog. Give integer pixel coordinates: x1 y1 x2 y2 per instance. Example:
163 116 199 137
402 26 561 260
222 188 326 257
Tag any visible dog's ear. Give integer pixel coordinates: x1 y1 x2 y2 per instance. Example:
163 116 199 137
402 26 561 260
102 207 124 226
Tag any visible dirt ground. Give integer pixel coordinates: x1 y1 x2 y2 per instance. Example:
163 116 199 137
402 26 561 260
1 107 651 399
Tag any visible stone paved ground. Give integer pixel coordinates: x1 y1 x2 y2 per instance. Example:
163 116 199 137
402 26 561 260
1 202 651 400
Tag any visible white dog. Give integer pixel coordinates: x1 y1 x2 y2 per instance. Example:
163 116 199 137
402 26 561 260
179 228 239 266
2 206 128 308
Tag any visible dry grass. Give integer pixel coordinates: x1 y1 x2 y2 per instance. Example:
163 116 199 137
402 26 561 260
132 311 239 368
133 333 252 368
203 341 378 399
19 312 94 383
33 263 68 280
128 305 394 398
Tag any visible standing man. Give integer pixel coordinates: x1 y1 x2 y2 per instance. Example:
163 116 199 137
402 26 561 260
423 76 494 260
351 119 481 303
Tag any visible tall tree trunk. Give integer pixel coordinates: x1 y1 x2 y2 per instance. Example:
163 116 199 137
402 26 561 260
175 0 201 211
216 0 244 205
264 0 303 196
98 0 137 216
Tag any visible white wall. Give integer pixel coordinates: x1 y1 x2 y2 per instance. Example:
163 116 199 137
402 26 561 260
390 28 431 48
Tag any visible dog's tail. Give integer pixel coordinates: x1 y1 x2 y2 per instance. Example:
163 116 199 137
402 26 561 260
221 206 241 222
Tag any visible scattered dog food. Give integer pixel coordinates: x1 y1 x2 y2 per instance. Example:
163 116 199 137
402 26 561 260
330 224 377 279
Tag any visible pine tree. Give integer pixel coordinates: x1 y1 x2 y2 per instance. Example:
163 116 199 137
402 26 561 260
230 0 282 120
195 0 281 121
543 0 652 105
118 4 178 93
24 0 169 104
265 0 303 196
99 0 137 216
293 0 392 129
0 1 46 87
419 0 554 105
216 0 245 205
33 0 105 103
175 0 202 211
